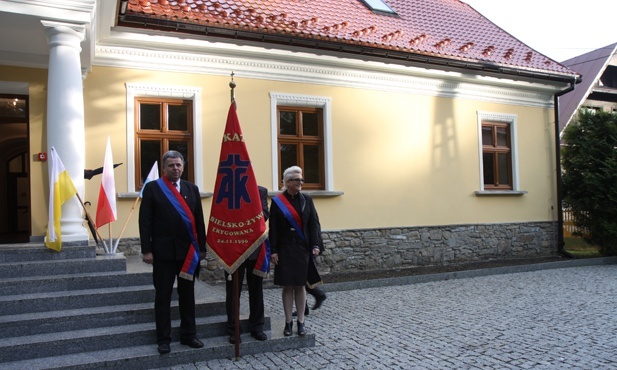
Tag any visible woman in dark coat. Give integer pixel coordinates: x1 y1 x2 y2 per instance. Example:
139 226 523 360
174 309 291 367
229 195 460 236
269 166 321 336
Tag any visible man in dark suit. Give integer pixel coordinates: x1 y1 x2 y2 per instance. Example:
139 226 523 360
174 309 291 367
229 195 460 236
225 185 269 344
139 150 207 355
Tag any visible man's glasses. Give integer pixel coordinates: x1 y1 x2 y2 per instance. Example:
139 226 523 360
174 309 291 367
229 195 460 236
289 178 305 183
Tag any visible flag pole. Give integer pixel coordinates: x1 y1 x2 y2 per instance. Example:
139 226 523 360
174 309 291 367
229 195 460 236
75 193 108 253
113 196 140 253
108 223 113 253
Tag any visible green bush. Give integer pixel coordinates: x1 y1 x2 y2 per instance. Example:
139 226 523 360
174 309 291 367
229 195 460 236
562 110 617 255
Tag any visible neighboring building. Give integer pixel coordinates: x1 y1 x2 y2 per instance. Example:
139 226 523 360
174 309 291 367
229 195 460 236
557 43 617 239
558 43 617 135
0 0 580 280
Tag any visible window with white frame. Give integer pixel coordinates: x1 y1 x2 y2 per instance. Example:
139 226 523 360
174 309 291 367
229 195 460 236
269 93 333 191
125 83 203 193
477 112 519 191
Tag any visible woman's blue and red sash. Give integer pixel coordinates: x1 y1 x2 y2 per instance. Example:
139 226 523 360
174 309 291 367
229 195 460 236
156 177 201 281
272 193 306 242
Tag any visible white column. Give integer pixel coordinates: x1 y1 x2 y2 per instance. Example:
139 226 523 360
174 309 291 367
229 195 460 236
43 20 88 243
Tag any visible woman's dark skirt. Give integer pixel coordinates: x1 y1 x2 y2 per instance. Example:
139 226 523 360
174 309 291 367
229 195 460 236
273 241 309 286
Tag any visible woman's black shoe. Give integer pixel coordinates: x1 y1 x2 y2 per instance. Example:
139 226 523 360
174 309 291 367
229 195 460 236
297 321 306 336
312 294 326 310
284 321 293 336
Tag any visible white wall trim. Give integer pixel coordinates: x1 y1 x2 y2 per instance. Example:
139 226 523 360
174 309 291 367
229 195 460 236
0 81 29 94
96 37 560 109
125 82 203 192
269 92 333 191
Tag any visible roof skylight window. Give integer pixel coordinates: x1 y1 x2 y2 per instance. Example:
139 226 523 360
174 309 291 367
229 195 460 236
360 0 396 15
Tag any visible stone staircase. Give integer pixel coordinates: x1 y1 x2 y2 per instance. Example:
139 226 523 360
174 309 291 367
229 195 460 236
0 243 314 369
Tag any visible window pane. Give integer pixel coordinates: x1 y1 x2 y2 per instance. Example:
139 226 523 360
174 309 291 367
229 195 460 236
482 153 494 185
140 104 160 130
481 126 493 146
303 145 320 183
498 153 509 185
140 140 160 186
496 127 508 147
280 144 298 181
8 154 24 173
279 111 297 135
302 112 319 136
0 97 27 120
363 0 395 13
170 140 189 181
168 104 188 131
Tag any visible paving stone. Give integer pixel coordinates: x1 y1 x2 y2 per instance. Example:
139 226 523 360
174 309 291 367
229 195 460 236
152 262 617 369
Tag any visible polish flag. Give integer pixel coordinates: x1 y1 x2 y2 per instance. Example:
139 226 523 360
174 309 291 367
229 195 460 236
96 137 117 228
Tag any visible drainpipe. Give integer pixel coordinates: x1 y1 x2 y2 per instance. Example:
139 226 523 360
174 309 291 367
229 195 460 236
554 78 577 256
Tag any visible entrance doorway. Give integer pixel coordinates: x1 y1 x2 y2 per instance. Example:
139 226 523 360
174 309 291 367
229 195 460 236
0 94 30 243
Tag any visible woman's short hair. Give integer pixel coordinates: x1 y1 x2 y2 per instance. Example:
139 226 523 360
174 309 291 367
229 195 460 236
281 165 302 190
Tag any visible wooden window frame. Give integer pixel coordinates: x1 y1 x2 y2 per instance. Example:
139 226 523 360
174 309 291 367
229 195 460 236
277 105 325 190
134 97 194 190
481 120 513 190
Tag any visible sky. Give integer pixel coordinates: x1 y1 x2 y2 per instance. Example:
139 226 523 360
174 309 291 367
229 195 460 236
461 0 617 62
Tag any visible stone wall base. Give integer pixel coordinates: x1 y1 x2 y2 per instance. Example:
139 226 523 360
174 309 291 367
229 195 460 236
116 221 558 284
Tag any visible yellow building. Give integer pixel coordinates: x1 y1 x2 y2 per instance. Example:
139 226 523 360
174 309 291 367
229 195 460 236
0 0 579 279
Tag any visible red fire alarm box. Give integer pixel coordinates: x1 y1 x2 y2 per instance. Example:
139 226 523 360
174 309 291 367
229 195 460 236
38 152 47 161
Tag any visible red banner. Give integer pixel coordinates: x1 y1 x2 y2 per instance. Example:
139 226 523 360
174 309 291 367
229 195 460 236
206 103 268 273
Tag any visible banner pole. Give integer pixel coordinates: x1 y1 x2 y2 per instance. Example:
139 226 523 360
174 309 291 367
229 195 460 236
233 269 240 359
229 71 241 359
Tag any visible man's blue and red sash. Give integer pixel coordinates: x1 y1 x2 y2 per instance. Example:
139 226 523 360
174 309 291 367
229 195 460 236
252 239 270 277
272 193 306 242
157 177 200 281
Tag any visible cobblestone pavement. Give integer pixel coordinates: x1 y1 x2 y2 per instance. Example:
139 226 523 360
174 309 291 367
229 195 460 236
178 264 616 369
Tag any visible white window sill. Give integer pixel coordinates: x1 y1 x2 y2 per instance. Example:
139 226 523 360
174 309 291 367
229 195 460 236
475 190 528 196
268 190 344 198
118 190 344 199
118 192 213 199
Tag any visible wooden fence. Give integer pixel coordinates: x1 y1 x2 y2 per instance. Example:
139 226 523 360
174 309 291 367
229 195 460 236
563 208 588 237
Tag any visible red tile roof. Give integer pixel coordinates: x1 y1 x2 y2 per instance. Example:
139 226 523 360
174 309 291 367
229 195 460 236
121 0 577 80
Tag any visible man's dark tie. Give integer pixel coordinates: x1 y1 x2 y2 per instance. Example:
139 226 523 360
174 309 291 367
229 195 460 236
173 182 179 191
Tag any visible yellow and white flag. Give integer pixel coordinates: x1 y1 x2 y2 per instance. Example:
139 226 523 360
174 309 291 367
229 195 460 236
45 147 78 251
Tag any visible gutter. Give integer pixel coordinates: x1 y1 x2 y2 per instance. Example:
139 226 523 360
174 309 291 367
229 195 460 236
553 78 578 257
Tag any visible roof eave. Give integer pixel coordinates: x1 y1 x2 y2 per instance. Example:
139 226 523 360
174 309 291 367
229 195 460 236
118 15 580 84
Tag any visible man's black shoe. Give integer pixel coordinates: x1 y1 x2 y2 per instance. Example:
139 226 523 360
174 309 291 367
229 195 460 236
157 343 170 354
228 335 241 344
312 294 327 310
180 338 204 348
251 331 268 341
